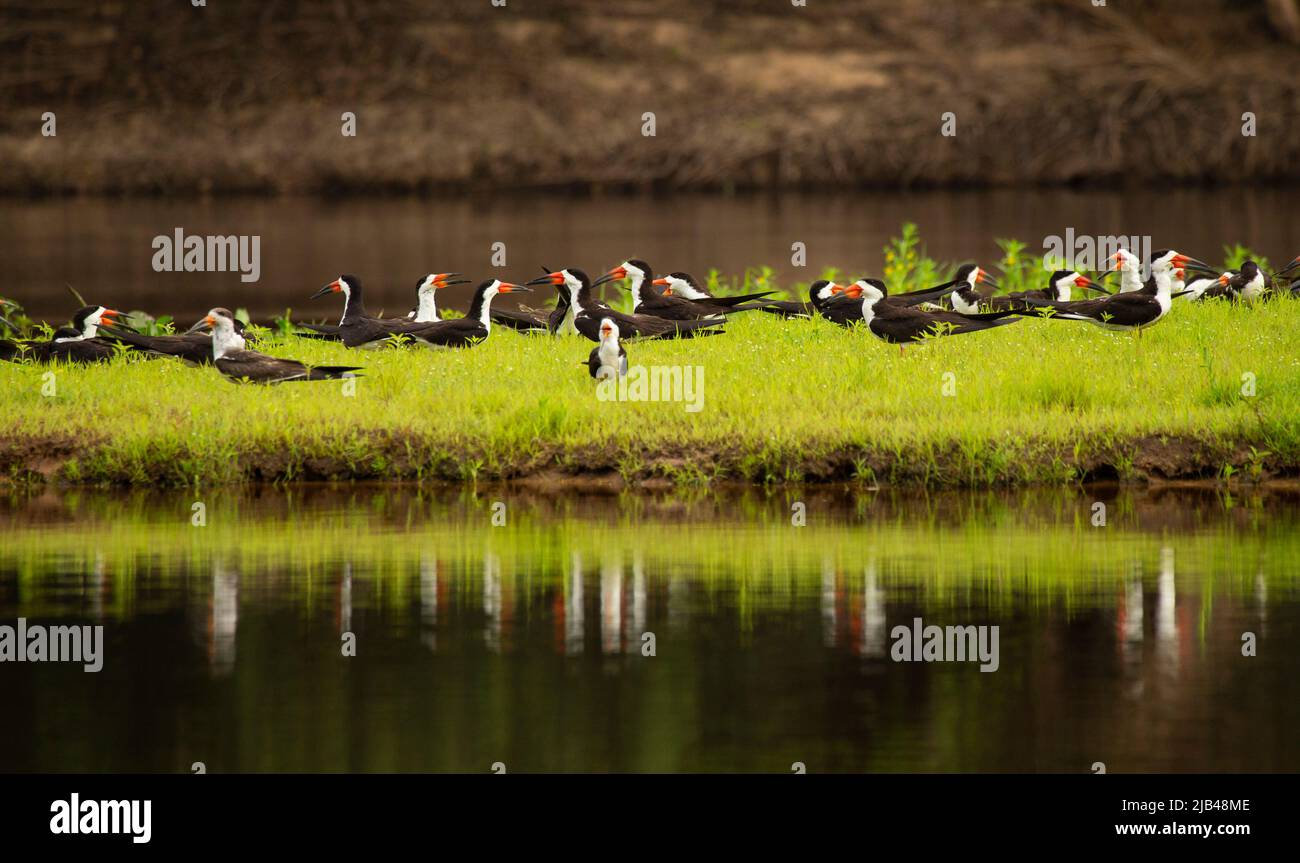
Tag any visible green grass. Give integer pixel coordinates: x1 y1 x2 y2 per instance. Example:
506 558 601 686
2 232 1299 488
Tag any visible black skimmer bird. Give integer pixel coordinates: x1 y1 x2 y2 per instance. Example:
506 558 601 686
648 270 775 308
960 270 1105 313
1277 256 1300 295
824 281 1020 352
1025 250 1196 336
526 268 724 341
650 272 776 318
941 264 1002 314
818 280 874 326
1180 269 1223 301
757 279 849 318
1110 249 1146 294
1017 270 1104 303
102 315 251 365
309 274 442 348
760 274 957 320
1130 250 1215 298
586 317 628 380
400 270 548 334
401 279 532 347
592 260 657 313
406 273 470 322
199 308 362 383
593 260 774 317
0 305 130 364
1203 260 1279 302
761 278 895 319
861 272 978 309
547 282 576 334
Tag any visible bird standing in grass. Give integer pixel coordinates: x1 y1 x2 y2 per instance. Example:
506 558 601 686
587 317 628 380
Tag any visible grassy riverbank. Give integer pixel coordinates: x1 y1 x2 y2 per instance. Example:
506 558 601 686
2 279 1299 488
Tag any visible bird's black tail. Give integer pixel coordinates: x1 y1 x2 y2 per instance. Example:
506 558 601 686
303 366 365 380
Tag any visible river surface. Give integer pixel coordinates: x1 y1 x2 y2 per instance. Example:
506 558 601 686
0 485 1296 773
3 188 1298 321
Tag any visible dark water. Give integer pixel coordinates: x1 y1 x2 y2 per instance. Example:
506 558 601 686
3 188 1299 321
0 486 1296 773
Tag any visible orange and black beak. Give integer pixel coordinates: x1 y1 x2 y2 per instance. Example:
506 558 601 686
496 281 532 294
432 273 469 288
1171 253 1216 274
1074 275 1106 294
652 276 672 294
974 268 1001 289
526 271 567 288
310 277 344 299
592 265 629 288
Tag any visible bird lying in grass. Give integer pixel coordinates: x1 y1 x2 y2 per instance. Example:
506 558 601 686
196 307 363 383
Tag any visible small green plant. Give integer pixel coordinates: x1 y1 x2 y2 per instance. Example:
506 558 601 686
883 222 922 292
1245 447 1271 481
1222 244 1270 274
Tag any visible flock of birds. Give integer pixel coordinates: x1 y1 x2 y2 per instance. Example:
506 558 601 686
1 249 1297 384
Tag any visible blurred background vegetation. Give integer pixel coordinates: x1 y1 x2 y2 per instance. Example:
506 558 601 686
0 0 1298 195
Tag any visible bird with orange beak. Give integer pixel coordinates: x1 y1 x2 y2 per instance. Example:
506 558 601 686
400 279 534 347
526 267 724 340
195 307 363 383
1 304 133 364
586 317 628 380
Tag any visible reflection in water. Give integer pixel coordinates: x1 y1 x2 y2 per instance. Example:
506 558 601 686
1 486 1298 772
420 554 438 652
861 564 886 659
1255 573 1267 637
631 554 647 648
338 562 353 637
484 554 502 654
565 553 584 657
189 561 239 677
210 563 239 677
600 558 623 655
821 560 837 649
1156 547 1179 678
